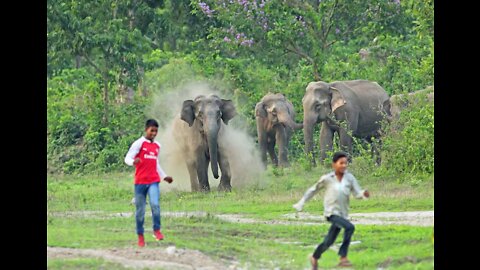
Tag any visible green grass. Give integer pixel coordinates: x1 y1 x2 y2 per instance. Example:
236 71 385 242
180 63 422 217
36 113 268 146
48 215 433 269
47 165 433 216
47 166 433 269
47 257 133 270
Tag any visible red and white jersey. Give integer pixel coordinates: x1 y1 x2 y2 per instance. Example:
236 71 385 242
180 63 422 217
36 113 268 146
124 137 167 184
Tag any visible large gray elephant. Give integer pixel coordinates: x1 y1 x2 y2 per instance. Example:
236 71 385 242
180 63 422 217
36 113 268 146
255 93 303 167
302 80 391 165
173 94 237 192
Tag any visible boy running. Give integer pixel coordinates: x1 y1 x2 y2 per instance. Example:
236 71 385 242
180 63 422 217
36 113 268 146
293 151 370 268
125 119 173 247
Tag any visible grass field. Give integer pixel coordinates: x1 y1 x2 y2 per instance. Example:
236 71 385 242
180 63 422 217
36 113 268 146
47 164 434 269
48 258 130 270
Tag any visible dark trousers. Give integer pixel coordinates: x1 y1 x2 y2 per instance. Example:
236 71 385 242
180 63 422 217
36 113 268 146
313 215 355 259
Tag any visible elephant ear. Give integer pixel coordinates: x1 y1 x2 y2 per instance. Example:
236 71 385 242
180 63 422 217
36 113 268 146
220 99 237 124
255 102 267 118
330 86 347 112
180 100 195 127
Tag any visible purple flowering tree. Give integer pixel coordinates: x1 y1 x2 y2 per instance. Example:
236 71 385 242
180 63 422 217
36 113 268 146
193 0 408 80
199 2 214 17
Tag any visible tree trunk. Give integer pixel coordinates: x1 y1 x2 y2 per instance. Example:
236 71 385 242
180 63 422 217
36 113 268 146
81 52 109 123
75 55 82 68
128 9 134 30
102 78 109 125
126 87 134 103
312 63 321 81
137 66 147 97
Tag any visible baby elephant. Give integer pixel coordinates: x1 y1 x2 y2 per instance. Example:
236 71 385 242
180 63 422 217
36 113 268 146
255 93 303 168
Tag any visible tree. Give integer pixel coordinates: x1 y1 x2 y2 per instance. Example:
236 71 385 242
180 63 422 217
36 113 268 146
191 0 409 80
47 0 151 124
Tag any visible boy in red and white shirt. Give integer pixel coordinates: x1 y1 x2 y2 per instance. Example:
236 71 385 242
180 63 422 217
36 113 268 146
124 119 173 247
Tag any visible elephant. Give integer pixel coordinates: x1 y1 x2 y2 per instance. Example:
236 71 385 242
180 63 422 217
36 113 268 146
173 94 237 192
255 93 303 167
389 86 433 119
302 80 391 165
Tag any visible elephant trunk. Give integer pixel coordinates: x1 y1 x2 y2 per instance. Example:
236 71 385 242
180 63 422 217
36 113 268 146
278 111 303 130
285 117 303 130
206 123 220 179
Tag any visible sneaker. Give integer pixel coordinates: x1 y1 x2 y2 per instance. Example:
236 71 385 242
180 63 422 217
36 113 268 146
293 202 303 212
153 230 164 241
138 234 145 247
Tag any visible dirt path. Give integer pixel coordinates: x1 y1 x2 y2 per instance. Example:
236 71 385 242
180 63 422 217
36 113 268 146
281 211 434 227
49 210 433 227
47 246 234 270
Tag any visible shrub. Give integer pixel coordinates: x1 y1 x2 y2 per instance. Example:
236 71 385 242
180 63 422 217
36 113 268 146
377 89 434 182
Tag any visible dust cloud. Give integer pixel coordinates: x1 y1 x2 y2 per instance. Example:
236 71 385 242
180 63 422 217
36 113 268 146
147 81 264 192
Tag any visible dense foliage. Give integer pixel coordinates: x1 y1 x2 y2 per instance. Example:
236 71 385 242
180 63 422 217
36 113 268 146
47 0 433 182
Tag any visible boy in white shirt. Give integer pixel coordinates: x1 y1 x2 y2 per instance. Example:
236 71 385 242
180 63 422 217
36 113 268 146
293 151 370 268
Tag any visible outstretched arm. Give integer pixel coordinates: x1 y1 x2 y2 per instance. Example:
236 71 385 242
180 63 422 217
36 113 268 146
293 177 326 211
351 175 369 199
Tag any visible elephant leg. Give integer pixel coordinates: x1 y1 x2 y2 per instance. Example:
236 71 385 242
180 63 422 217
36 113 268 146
303 117 317 167
338 128 353 160
338 129 358 164
338 113 358 162
196 152 210 192
276 126 290 167
267 136 278 166
217 151 232 192
186 160 200 192
319 122 334 164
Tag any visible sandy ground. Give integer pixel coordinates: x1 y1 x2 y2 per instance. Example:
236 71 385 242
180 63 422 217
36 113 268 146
47 246 236 270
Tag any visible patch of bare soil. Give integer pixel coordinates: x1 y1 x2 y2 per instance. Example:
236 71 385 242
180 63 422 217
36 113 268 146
47 246 237 270
281 211 433 227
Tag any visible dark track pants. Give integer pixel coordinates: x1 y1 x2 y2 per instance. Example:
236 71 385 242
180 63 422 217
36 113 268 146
312 215 355 259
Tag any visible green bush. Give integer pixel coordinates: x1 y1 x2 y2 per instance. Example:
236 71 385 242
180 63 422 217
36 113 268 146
377 90 434 183
47 69 147 174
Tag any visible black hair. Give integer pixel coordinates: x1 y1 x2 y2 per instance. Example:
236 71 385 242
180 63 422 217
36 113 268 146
332 151 349 163
145 119 159 129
